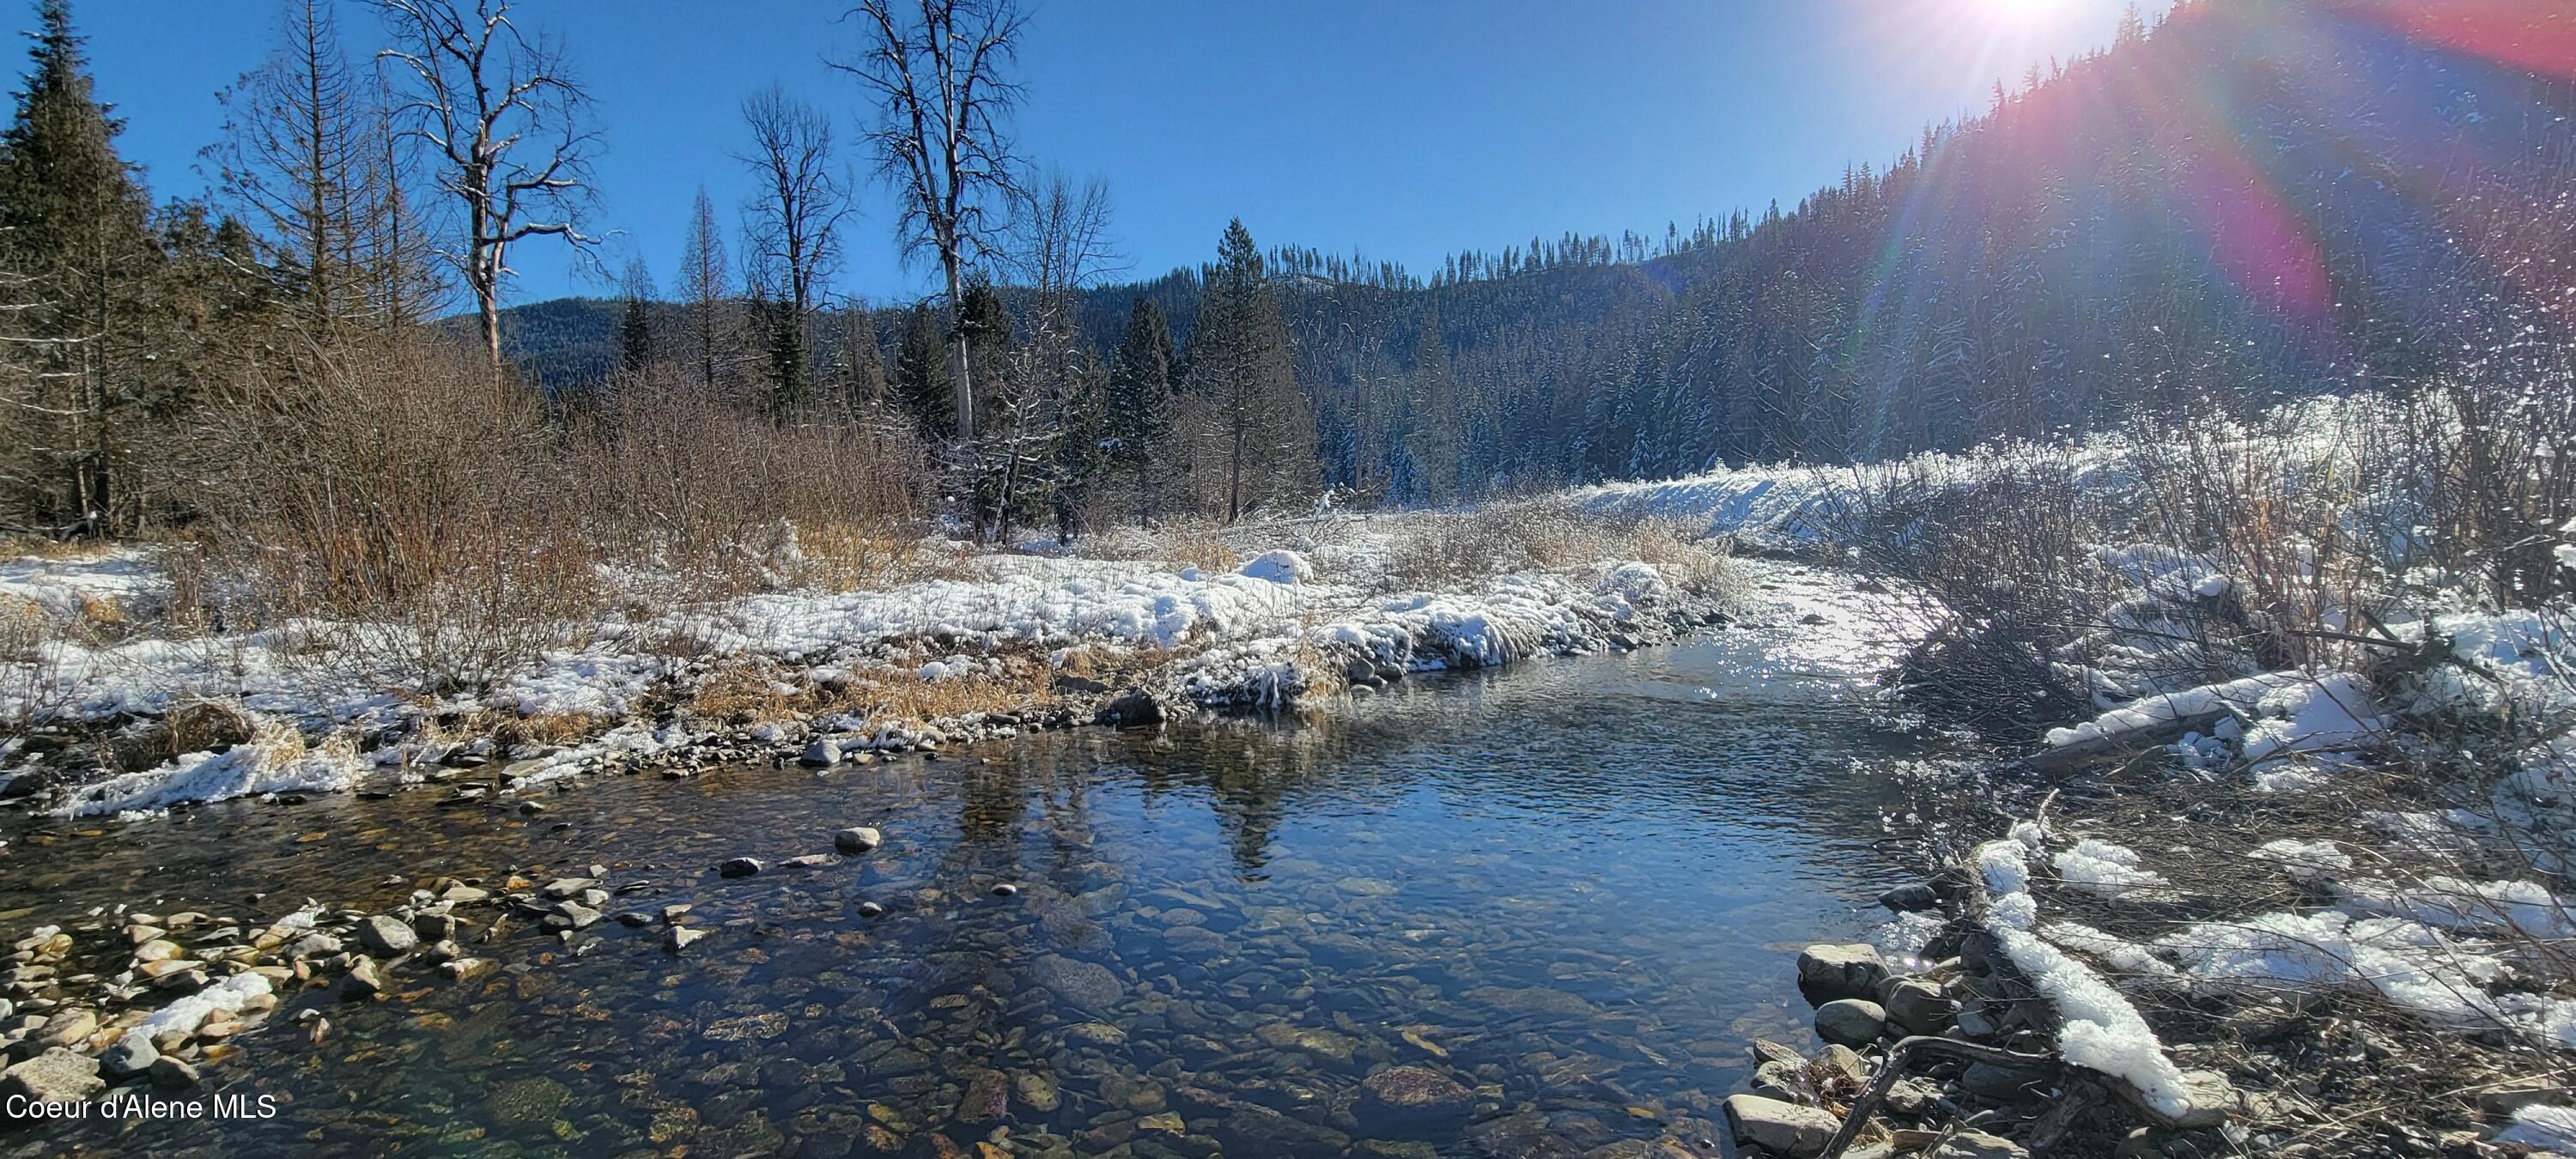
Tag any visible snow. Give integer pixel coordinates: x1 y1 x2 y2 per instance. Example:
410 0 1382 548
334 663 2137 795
131 973 271 1041
1994 925 2195 1117
2052 838 2167 898
2336 876 2576 940
58 737 368 819
1238 549 1313 585
2043 670 2382 791
3 513 1734 815
2251 838 2351 879
2500 1106 2576 1156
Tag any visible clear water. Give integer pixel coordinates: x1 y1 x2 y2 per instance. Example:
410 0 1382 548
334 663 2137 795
2 601 1953 1157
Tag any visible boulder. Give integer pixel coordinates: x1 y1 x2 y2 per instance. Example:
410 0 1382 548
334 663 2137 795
717 857 763 879
1814 998 1887 1047
1357 1065 1474 1126
1883 978 1956 1035
358 915 418 956
99 1031 158 1078
799 738 843 767
1959 1061 2050 1102
1877 883 1943 913
1796 944 1889 1003
834 826 882 854
1 1049 101 1109
147 1056 200 1090
1722 1093 1841 1158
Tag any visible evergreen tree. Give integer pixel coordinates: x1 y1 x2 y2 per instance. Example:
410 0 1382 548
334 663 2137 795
1104 295 1174 521
616 258 655 377
1181 219 1315 523
890 300 951 437
0 0 162 531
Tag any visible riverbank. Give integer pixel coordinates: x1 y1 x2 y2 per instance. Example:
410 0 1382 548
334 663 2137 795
0 610 1928 1155
1 504 1741 822
1623 399 2576 1157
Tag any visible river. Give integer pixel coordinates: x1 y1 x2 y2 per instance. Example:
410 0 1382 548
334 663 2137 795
2 567 1960 1157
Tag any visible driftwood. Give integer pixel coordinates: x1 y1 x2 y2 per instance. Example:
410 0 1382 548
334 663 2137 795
1818 1035 2064 1159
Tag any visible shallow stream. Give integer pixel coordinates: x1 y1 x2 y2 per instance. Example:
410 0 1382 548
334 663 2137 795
2 570 1959 1157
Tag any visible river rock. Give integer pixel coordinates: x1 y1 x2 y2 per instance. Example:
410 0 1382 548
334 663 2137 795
1878 883 1943 913
342 956 386 998
147 1056 200 1090
99 1031 157 1078
2 1049 102 1108
36 1009 95 1049
834 827 882 854
1960 1061 2049 1102
132 938 185 963
718 858 764 879
1814 998 1886 1047
358 915 419 956
1884 978 1955 1035
1813 1044 1870 1085
1797 944 1888 1003
1722 1093 1841 1158
539 877 598 900
800 738 843 767
1358 1065 1474 1126
664 926 707 952
1031 954 1122 1014
1752 1059 1806 1101
1929 1131 2029 1158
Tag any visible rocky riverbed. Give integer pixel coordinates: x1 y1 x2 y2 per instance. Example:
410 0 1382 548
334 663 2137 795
0 601 1969 1156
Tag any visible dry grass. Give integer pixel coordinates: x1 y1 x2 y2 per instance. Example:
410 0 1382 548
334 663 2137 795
1157 522 1242 573
686 658 808 725
787 525 969 593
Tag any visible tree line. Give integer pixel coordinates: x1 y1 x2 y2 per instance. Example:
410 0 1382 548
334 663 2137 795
4 0 2572 549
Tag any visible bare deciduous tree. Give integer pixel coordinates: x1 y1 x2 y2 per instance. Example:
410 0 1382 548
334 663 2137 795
374 0 598 370
835 0 1026 440
737 83 852 414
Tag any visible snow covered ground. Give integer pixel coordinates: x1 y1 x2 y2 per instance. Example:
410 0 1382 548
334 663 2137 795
1 509 1737 819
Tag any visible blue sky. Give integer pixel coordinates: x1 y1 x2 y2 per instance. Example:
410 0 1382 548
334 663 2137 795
65 0 2167 306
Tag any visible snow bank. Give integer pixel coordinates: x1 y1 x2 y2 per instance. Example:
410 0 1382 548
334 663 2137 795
57 738 369 819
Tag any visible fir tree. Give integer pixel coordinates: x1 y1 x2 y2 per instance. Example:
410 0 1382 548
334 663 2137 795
891 300 951 437
0 0 162 530
1104 296 1175 521
1181 220 1314 523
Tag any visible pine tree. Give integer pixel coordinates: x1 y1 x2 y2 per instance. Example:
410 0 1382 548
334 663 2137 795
1105 296 1174 521
616 257 655 377
1181 219 1315 524
0 0 162 531
891 300 951 437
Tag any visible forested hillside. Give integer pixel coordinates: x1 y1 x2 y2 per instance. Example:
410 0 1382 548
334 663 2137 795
503 0 2576 503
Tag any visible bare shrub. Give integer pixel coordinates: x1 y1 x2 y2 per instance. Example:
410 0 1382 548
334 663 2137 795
568 367 928 601
1820 449 2101 735
193 332 598 693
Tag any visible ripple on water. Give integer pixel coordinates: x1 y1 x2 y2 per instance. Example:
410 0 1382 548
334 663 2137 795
0 615 1965 1157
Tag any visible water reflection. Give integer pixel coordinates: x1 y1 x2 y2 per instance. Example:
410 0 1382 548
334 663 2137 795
1 624 1953 1157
